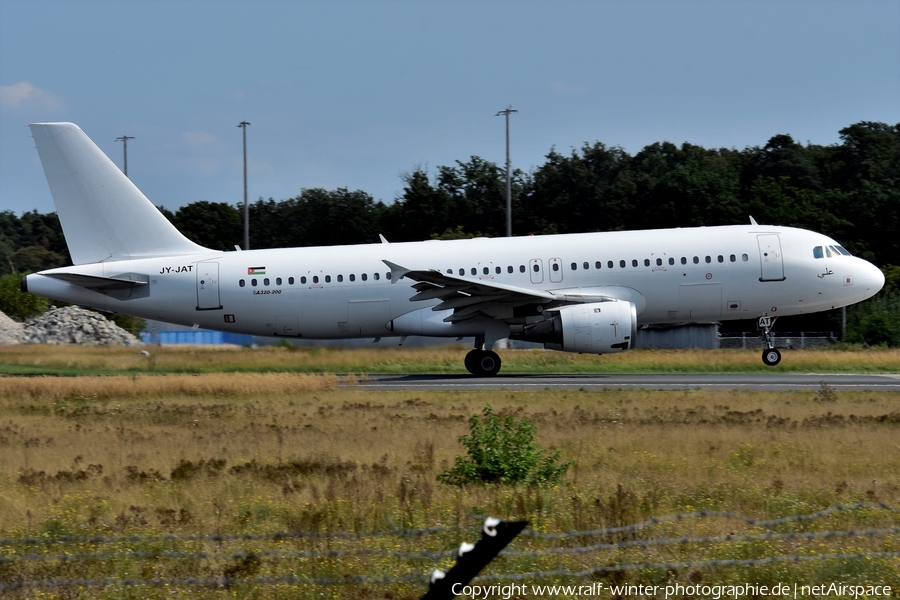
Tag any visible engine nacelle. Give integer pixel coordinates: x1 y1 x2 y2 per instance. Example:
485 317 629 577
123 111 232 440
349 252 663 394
512 300 637 354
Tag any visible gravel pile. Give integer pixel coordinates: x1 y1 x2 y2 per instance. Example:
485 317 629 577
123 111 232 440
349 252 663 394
21 306 143 346
0 310 24 345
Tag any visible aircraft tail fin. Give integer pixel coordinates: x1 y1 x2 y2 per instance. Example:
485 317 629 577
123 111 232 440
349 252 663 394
29 122 210 265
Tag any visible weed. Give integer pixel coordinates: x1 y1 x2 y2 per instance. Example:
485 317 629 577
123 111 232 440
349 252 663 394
437 404 573 486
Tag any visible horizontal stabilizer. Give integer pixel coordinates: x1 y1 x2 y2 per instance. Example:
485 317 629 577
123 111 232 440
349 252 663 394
44 272 149 291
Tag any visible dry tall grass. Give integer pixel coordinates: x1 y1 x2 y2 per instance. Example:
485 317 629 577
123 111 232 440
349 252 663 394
0 372 898 597
2 344 899 374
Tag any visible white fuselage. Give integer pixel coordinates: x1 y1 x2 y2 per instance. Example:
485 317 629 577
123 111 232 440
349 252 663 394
26 224 884 341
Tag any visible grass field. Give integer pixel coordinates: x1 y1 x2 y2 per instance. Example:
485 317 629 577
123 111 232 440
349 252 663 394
0 347 898 598
1 344 899 376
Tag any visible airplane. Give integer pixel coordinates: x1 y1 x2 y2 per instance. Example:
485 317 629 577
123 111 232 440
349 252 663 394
21 123 885 375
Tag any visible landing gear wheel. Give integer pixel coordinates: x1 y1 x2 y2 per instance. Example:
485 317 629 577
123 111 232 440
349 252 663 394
464 349 502 376
762 347 782 367
464 349 480 375
475 350 502 377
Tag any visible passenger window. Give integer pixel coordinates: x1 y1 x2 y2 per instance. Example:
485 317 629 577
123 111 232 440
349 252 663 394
337 274 343 282
239 279 245 287
632 259 638 267
657 258 663 266
386 272 391 279
583 261 589 270
619 260 626 268
519 265 525 273
289 277 294 285
681 257 687 265
251 278 258 287
264 278 270 286
717 255 724 263
693 256 699 264
507 266 513 273
459 268 465 276
533 264 539 272
276 277 282 285
374 273 380 281
643 259 650 267
608 261 614 269
301 276 307 284
729 255 736 262
553 263 560 272
595 261 602 269
349 274 355 282
495 266 501 274
570 262 577 271
447 269 452 274
813 246 824 259
705 256 711 263
361 273 367 281
471 268 477 276
668 258 674 266
483 267 489 275
312 276 318 284
325 275 331 283
742 254 749 262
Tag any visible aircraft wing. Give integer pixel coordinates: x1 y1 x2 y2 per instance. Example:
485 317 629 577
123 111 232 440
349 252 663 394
384 260 558 323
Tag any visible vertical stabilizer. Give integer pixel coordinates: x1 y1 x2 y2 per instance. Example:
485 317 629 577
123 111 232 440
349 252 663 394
29 123 210 264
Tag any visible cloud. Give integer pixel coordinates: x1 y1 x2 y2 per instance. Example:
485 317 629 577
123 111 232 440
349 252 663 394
0 81 64 111
183 131 218 146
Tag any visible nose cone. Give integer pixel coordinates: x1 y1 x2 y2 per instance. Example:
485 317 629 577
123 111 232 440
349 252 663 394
863 261 885 298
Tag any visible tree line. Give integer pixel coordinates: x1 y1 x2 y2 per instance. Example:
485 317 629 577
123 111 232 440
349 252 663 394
1 121 898 343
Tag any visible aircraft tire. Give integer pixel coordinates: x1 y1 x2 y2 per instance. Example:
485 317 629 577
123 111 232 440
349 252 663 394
475 350 502 377
464 349 481 375
762 347 782 367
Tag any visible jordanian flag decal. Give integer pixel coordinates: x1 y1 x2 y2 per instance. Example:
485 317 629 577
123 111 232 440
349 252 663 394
248 267 266 275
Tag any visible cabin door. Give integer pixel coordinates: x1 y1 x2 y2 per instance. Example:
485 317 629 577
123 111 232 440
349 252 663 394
757 234 785 281
196 262 222 310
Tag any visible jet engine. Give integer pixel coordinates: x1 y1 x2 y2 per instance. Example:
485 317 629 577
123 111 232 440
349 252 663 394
512 300 637 354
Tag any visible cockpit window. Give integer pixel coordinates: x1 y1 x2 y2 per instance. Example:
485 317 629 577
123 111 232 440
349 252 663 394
815 244 852 258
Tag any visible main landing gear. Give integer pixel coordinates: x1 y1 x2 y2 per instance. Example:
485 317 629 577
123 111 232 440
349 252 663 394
465 333 503 376
758 316 781 366
465 349 502 376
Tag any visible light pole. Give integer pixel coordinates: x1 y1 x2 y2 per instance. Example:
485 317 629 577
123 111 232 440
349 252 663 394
495 106 517 237
238 121 250 250
115 135 134 178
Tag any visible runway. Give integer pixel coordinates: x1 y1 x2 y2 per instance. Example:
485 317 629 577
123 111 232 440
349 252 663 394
354 373 900 392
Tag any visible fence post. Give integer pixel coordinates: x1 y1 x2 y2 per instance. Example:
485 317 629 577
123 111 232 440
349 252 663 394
422 517 528 599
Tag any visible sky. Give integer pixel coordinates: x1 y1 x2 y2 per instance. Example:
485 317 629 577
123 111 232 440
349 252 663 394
1 0 898 217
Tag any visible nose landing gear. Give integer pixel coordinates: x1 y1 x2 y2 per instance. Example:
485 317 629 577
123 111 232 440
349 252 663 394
758 316 781 366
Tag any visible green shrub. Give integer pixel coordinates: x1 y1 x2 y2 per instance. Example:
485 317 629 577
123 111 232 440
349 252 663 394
0 272 48 320
437 405 573 486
